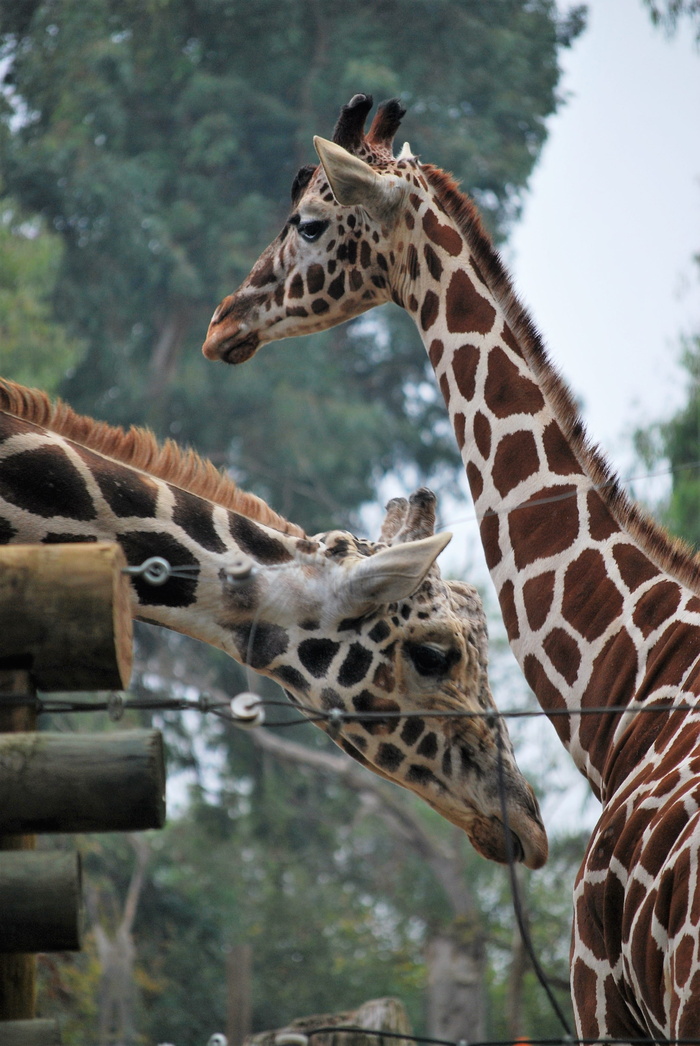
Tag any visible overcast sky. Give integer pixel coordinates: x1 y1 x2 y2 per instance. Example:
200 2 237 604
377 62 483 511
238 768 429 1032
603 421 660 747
510 0 700 471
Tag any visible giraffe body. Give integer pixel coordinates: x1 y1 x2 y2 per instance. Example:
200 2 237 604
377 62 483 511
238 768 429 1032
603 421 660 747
203 95 700 1039
0 378 547 870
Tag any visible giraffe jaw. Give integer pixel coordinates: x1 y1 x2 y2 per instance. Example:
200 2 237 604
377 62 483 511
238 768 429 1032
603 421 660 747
202 326 261 365
440 802 547 870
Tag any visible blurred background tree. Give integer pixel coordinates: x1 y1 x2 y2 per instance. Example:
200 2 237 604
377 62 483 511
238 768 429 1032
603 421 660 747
0 2 592 1043
0 0 584 528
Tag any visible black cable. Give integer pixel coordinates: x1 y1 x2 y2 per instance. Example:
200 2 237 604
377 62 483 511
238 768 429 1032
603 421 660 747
495 730 574 1039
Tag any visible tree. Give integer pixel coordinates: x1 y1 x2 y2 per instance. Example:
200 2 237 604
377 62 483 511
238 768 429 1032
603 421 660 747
634 331 700 548
643 0 700 38
0 200 84 391
0 0 585 529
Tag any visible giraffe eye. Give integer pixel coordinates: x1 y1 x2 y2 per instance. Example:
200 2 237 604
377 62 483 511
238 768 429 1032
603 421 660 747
298 219 329 242
405 642 452 678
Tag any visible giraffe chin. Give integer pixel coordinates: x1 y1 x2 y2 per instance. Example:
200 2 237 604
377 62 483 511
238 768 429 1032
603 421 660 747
468 816 545 870
202 331 261 365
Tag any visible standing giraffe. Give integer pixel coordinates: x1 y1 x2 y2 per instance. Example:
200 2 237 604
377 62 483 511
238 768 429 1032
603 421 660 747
203 94 700 1040
0 378 547 869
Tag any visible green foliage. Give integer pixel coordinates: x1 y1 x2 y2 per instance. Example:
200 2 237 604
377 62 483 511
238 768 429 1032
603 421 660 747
0 0 583 528
0 201 84 390
643 0 700 38
634 332 700 548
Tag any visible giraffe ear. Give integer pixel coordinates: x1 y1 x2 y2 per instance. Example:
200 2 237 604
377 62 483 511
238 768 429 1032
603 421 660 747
339 531 452 614
313 136 405 222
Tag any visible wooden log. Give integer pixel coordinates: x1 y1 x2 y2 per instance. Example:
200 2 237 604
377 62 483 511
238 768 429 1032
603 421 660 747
0 542 132 691
245 998 412 1046
0 1019 62 1044
0 851 82 953
0 730 166 833
0 671 37 1021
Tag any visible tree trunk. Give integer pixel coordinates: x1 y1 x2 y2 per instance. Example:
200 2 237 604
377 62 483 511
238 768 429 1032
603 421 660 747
227 943 253 1046
425 916 487 1043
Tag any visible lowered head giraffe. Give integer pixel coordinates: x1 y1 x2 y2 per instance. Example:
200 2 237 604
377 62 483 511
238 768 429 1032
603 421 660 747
0 378 547 869
203 94 700 1039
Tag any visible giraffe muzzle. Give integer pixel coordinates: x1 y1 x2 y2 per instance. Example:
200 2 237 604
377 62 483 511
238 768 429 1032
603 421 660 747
202 326 261 365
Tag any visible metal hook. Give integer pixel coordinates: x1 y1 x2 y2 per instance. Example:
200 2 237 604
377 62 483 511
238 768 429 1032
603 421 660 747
123 556 173 586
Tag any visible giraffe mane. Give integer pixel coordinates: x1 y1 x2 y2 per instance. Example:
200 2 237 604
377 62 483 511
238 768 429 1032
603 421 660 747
0 379 305 538
421 164 700 593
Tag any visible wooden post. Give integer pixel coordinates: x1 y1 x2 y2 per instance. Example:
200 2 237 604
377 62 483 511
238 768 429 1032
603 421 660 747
0 851 82 953
0 730 166 833
0 542 132 691
245 998 412 1046
0 1018 62 1044
0 671 37 1022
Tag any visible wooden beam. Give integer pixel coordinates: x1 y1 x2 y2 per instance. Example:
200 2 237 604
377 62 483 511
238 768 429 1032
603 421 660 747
0 671 37 1022
0 542 132 691
0 1019 62 1044
0 851 82 953
0 730 166 833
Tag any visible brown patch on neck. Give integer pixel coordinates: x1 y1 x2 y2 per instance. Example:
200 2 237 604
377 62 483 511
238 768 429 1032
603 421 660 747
421 165 700 595
0 379 304 537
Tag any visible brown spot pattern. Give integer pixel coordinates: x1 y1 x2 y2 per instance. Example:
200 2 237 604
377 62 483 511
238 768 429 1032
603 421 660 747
452 343 479 401
424 243 443 280
501 323 525 360
543 627 581 685
492 431 539 497
523 653 570 745
428 339 444 368
479 509 501 570
612 543 661 592
466 460 483 498
422 209 463 256
445 269 497 335
632 580 682 638
406 244 420 280
562 549 624 642
307 264 325 294
586 491 619 542
484 347 545 418
646 622 700 692
473 412 491 459
509 484 579 571
454 412 467 452
523 572 555 631
439 372 451 408
543 421 584 476
420 290 440 331
499 579 519 640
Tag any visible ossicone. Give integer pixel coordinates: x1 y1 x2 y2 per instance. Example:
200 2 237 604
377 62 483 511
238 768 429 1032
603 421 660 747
332 95 406 159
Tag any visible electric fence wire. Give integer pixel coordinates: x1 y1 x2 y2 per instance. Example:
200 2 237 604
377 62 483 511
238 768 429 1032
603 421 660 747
288 1029 700 1046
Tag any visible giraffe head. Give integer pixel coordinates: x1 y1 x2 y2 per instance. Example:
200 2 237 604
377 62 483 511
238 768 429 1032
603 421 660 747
203 94 433 363
284 487 547 869
0 382 547 869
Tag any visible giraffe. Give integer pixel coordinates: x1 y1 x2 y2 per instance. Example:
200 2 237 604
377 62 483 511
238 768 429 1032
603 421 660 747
0 377 547 870
202 94 700 1041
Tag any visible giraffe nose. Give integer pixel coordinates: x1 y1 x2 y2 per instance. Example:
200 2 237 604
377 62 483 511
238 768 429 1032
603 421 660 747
202 307 261 364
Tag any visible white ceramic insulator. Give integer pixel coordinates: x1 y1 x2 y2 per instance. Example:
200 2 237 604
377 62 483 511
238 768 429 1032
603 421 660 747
230 692 265 728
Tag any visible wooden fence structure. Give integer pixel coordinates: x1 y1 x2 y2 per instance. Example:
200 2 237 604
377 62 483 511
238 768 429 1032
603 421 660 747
0 542 167 1045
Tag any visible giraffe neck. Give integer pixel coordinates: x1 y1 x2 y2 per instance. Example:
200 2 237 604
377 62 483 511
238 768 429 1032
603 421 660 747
400 167 700 795
0 412 301 655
